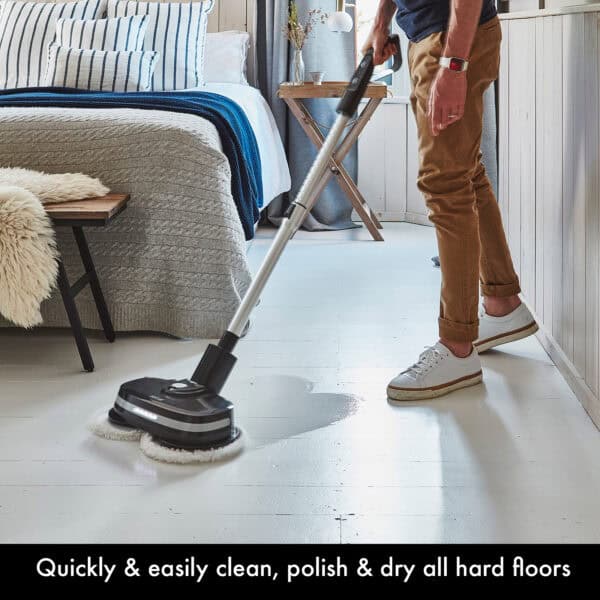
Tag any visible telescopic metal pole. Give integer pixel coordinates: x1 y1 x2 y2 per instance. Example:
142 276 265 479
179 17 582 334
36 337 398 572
227 115 350 337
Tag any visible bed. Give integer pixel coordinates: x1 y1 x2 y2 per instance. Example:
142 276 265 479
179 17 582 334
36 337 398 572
0 0 291 339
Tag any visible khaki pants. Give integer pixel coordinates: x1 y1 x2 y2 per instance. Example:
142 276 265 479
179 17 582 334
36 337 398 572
408 16 520 342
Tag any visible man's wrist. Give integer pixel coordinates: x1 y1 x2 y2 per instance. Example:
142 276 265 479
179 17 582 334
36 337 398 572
374 0 396 31
439 56 469 72
373 21 390 34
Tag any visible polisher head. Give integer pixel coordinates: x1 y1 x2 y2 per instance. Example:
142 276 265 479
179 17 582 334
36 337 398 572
110 377 240 451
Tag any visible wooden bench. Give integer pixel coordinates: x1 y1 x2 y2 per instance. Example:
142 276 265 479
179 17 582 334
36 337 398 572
45 193 129 372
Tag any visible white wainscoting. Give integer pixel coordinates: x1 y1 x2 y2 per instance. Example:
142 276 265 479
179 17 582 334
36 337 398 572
499 9 600 428
357 98 429 224
207 0 254 32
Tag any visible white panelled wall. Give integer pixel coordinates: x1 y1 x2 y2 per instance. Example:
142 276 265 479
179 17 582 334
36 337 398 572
498 7 600 428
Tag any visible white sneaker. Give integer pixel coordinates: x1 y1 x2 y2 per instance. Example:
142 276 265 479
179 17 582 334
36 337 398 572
474 302 538 353
387 342 483 402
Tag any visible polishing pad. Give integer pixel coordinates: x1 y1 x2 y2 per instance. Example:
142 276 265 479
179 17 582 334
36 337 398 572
88 411 142 442
139 429 244 464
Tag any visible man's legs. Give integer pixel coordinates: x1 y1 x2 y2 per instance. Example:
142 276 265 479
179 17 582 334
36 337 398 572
410 17 520 346
472 156 520 314
388 18 524 401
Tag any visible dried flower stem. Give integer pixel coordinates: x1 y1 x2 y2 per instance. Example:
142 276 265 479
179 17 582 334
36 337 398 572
283 2 328 50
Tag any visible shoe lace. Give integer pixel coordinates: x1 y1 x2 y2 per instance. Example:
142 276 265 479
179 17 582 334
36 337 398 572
403 346 445 378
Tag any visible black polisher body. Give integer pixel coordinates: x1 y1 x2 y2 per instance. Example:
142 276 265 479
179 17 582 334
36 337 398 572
109 342 240 450
110 378 239 450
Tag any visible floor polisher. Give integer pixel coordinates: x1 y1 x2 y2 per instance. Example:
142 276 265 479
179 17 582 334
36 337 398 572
93 37 402 463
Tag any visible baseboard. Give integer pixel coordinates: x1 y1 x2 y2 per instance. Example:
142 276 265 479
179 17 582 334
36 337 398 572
403 211 432 226
534 321 600 432
351 210 433 226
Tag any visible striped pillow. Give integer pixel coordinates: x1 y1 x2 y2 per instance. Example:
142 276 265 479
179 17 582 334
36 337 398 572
0 0 107 89
56 15 148 51
107 0 213 91
44 42 158 91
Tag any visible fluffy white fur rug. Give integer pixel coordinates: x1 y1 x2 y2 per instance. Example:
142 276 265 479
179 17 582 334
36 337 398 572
0 167 108 204
0 186 58 327
0 168 109 327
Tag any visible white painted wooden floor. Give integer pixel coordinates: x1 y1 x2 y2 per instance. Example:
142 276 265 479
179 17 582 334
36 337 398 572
1 223 599 543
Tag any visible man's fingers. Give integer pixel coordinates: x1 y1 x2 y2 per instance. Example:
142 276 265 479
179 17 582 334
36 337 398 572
447 105 462 122
432 103 465 136
430 100 442 136
435 106 445 135
372 44 385 65
442 106 456 127
371 39 398 65
383 40 396 59
374 46 394 65
447 105 465 128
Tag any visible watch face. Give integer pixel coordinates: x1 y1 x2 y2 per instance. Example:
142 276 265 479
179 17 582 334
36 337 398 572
449 58 464 71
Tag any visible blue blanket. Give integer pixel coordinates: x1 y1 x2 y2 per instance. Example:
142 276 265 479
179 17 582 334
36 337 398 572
0 88 263 239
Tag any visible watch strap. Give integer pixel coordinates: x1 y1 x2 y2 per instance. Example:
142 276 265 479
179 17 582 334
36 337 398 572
439 56 469 72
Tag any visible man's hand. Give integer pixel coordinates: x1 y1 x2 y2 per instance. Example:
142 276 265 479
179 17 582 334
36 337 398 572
361 27 397 66
363 0 398 65
427 67 467 136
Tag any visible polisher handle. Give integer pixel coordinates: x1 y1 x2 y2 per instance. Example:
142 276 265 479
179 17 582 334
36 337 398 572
337 34 402 117
389 34 402 72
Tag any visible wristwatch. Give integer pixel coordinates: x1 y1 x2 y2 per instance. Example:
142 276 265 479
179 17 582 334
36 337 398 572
439 56 469 72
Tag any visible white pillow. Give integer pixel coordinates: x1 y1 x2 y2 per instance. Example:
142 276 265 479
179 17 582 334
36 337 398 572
44 42 159 92
0 0 107 89
56 15 148 51
107 0 213 91
204 30 249 85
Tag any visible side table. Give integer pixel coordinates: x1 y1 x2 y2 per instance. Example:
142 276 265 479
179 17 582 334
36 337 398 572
278 81 388 241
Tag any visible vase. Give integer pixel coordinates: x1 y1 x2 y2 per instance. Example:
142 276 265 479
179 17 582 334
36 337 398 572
292 48 305 85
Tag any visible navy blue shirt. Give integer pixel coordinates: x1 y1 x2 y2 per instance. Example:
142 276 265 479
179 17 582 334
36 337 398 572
394 1 497 42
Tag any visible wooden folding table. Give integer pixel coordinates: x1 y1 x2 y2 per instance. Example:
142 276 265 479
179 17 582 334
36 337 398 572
278 81 388 241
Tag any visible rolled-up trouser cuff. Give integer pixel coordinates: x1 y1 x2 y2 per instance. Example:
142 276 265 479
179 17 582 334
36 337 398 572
480 281 521 298
438 317 479 343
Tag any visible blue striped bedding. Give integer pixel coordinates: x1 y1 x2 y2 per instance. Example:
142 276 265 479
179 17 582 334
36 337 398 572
44 44 158 91
0 0 106 89
108 0 212 91
55 15 148 51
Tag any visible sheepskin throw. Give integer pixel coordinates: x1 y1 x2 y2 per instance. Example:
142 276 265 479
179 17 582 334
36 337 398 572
0 169 108 328
0 186 58 328
0 167 108 204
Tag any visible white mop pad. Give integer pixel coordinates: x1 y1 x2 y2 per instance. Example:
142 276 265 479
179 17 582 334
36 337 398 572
88 411 142 442
139 430 244 464
89 409 244 463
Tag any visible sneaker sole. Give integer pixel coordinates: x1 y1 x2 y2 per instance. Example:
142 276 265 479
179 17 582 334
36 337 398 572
387 370 483 402
474 321 539 353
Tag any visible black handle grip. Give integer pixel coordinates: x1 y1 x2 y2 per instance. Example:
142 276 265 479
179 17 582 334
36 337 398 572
336 35 402 117
389 34 402 72
336 49 375 117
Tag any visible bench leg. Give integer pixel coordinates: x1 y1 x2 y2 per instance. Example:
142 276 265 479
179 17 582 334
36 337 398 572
72 226 115 343
56 261 95 372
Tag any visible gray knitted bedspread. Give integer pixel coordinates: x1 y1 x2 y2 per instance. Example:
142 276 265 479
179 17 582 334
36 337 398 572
0 107 252 338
